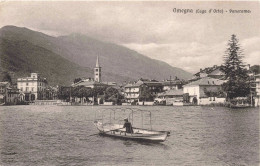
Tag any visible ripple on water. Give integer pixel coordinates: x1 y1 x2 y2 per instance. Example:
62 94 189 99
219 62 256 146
0 106 259 166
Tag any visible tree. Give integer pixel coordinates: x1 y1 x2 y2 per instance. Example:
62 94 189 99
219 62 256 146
71 86 93 102
139 85 153 102
104 87 124 104
1 72 12 84
73 78 82 84
105 87 118 99
221 34 250 100
57 86 71 101
91 86 107 97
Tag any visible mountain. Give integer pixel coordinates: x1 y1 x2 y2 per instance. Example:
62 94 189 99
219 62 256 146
0 25 192 85
0 38 93 86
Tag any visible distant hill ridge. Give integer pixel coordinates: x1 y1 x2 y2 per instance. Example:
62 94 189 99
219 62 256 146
0 25 192 85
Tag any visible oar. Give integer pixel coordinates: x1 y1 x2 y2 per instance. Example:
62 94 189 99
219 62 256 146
87 127 125 137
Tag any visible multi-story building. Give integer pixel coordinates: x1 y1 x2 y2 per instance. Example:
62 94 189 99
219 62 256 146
0 82 10 104
162 78 185 91
183 77 226 105
5 87 20 105
156 89 184 105
0 82 21 105
17 73 47 101
124 81 142 103
124 79 163 103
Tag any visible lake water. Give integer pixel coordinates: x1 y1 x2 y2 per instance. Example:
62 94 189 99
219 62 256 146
0 105 259 166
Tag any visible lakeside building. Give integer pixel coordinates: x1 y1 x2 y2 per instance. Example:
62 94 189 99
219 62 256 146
0 82 21 105
124 81 142 103
124 79 163 103
156 89 184 105
0 82 10 104
254 74 260 107
72 79 109 88
5 87 20 105
17 73 48 101
161 77 185 91
191 65 225 81
183 77 226 105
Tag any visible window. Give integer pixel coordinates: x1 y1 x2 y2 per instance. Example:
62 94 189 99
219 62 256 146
26 82 29 86
21 87 23 91
96 69 99 72
0 87 3 93
31 87 34 92
26 87 29 92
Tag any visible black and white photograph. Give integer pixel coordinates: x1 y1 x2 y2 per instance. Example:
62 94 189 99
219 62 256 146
0 1 259 165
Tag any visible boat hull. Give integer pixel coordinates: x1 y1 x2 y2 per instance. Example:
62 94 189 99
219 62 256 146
94 121 168 142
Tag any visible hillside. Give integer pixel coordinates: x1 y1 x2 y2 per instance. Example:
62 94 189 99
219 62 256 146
0 38 93 85
0 25 192 85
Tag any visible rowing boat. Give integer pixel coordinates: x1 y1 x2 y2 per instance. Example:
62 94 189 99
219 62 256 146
94 121 168 142
93 108 170 142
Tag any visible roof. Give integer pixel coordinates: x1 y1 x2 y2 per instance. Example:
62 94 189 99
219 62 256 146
158 89 183 97
208 68 224 76
194 65 222 76
0 82 9 86
102 82 117 86
142 82 162 86
73 80 107 87
162 80 183 86
96 56 100 68
124 82 142 88
183 77 225 87
124 79 162 88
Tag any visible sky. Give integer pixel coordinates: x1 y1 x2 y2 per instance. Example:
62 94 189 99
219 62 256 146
0 1 259 73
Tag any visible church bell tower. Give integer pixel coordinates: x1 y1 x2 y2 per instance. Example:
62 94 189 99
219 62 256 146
94 56 101 82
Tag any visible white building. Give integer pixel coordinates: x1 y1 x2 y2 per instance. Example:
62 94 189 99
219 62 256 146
254 74 260 107
17 73 47 101
162 78 184 91
183 77 226 105
124 82 141 103
124 79 163 103
156 89 184 105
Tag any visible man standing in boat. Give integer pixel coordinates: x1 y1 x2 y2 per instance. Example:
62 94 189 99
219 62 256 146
123 118 133 134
